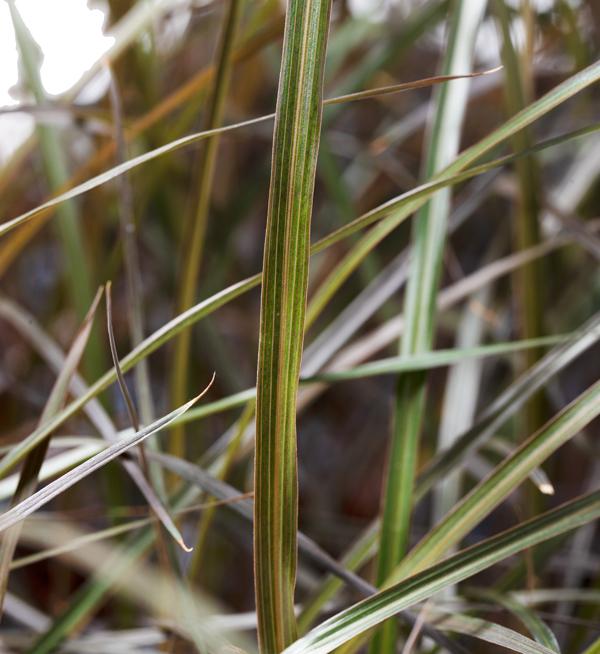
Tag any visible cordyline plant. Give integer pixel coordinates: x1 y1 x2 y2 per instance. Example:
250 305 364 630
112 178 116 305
0 1 599 654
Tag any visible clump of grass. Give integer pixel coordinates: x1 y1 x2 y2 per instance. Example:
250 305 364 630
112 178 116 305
0 2 599 654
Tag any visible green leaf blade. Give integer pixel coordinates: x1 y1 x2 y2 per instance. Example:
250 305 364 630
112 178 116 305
283 491 600 654
254 0 332 651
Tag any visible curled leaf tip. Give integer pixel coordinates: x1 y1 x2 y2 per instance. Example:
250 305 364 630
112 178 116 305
195 371 216 403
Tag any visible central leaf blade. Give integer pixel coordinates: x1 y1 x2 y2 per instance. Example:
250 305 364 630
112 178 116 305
254 0 333 651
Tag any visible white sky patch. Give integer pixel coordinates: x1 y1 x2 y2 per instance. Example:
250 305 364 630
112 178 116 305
0 0 112 163
11 0 113 98
0 4 20 108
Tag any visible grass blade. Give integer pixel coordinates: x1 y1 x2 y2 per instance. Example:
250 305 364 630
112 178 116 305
106 66 157 444
494 0 546 457
187 399 256 580
155 336 570 435
0 442 105 503
0 10 284 278
429 609 557 654
302 171 499 376
0 292 193 555
308 335 567 382
282 490 600 654
13 493 251 572
106 281 141 433
373 4 486 651
466 589 560 652
0 288 103 611
582 637 600 654
253 0 332 649
0 385 213 536
170 0 245 462
0 296 113 441
431 282 490 536
106 281 191 552
0 71 496 241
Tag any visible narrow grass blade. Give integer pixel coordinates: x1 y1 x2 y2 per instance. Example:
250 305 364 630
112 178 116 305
170 0 245 461
466 589 560 652
0 115 595 249
328 0 448 105
483 438 555 496
373 4 486 651
302 170 499 376
19 514 253 654
0 294 194 556
106 67 157 441
176 336 568 430
429 609 558 654
0 442 105 503
0 71 491 241
25 477 203 654
510 589 600 606
253 0 332 649
0 229 578 485
325 67 500 105
308 335 566 382
0 296 115 441
297 522 380 634
151 451 376 596
0 385 212 535
431 282 490 540
0 287 103 611
0 11 284 279
27 527 159 654
106 281 192 552
494 0 545 447
0 277 257 479
303 64 600 331
13 493 251 572
106 281 141 433
582 638 600 654
282 490 600 654
308 122 600 258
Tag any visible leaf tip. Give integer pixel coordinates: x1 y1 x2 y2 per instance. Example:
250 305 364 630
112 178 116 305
194 371 216 404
